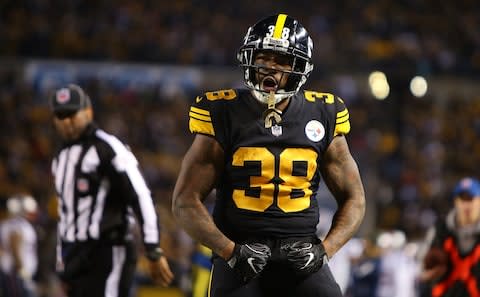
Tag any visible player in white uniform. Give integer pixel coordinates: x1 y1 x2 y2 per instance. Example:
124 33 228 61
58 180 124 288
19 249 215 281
0 195 39 297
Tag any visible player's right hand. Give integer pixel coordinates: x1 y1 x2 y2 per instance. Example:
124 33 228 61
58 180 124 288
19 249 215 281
148 255 174 287
227 243 271 282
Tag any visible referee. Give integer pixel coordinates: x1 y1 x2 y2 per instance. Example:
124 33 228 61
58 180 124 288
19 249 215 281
48 84 173 297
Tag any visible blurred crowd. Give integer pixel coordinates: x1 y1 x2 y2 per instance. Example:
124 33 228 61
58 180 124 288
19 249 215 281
1 0 480 296
1 0 480 76
0 61 479 296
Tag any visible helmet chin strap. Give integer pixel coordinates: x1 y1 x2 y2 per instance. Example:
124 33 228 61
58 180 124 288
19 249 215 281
263 91 283 128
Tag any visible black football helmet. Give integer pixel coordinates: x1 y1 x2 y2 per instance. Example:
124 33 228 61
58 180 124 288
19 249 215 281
237 14 314 104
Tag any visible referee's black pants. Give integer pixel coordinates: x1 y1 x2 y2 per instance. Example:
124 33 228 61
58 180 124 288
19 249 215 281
60 241 137 297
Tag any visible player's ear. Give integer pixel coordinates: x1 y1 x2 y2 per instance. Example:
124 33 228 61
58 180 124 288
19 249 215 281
85 107 94 121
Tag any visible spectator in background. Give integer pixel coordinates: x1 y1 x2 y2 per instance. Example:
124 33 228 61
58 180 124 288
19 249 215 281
419 177 480 297
48 84 173 297
0 194 39 297
375 230 418 297
317 207 364 294
349 230 419 297
350 236 382 297
327 237 364 295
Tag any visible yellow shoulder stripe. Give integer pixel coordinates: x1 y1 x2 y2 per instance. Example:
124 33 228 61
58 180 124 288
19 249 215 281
189 111 211 122
189 118 215 136
189 106 214 135
191 106 210 116
336 115 349 124
336 110 349 124
335 108 350 135
190 106 211 122
335 121 351 136
336 108 349 118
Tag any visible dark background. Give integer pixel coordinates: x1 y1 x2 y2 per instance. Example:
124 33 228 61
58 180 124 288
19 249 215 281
0 0 479 296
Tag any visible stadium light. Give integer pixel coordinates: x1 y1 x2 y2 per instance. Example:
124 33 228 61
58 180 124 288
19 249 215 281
410 75 428 98
368 71 390 100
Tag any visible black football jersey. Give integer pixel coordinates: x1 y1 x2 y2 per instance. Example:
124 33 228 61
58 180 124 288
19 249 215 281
188 88 350 242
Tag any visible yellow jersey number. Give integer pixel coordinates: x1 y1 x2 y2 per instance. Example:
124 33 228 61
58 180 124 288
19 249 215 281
205 89 237 101
304 91 334 104
232 147 318 213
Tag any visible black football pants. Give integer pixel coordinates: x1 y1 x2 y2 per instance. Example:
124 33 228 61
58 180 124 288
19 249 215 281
209 251 342 297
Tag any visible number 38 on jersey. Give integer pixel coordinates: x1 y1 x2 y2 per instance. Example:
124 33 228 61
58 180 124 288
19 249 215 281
232 147 318 213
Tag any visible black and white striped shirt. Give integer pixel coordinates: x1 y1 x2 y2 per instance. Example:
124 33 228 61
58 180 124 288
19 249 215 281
51 124 159 248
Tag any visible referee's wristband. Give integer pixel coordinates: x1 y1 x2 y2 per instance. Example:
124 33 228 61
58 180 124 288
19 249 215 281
145 247 164 262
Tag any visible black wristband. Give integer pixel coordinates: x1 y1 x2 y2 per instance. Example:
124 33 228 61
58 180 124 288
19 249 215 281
145 247 164 262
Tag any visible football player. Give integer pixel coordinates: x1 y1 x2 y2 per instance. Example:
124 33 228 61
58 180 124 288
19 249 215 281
173 14 366 297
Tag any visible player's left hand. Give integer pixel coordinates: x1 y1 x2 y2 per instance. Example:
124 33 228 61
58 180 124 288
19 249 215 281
282 240 327 276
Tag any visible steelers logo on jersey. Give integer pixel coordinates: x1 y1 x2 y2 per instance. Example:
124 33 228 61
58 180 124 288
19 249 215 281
305 120 325 142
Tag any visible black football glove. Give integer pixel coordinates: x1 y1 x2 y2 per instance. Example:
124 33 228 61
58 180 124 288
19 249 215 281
227 243 271 282
282 241 328 276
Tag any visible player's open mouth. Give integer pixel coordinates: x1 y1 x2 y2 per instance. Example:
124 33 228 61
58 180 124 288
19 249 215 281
261 77 278 92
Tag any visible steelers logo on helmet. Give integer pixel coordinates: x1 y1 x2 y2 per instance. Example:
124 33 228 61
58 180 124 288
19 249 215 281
237 14 314 105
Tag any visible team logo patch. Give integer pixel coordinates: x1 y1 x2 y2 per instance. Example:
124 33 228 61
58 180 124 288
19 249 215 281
305 120 325 142
56 88 71 104
77 178 89 193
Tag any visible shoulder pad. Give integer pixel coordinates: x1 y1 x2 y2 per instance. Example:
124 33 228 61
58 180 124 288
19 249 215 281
302 90 350 136
189 89 238 136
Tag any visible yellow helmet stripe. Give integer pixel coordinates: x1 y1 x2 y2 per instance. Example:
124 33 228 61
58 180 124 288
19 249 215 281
273 14 288 39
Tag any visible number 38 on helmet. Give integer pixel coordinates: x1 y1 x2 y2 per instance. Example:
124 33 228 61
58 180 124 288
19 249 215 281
237 14 314 104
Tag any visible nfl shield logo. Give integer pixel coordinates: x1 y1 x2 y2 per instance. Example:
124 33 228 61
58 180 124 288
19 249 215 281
271 125 282 137
77 178 89 193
